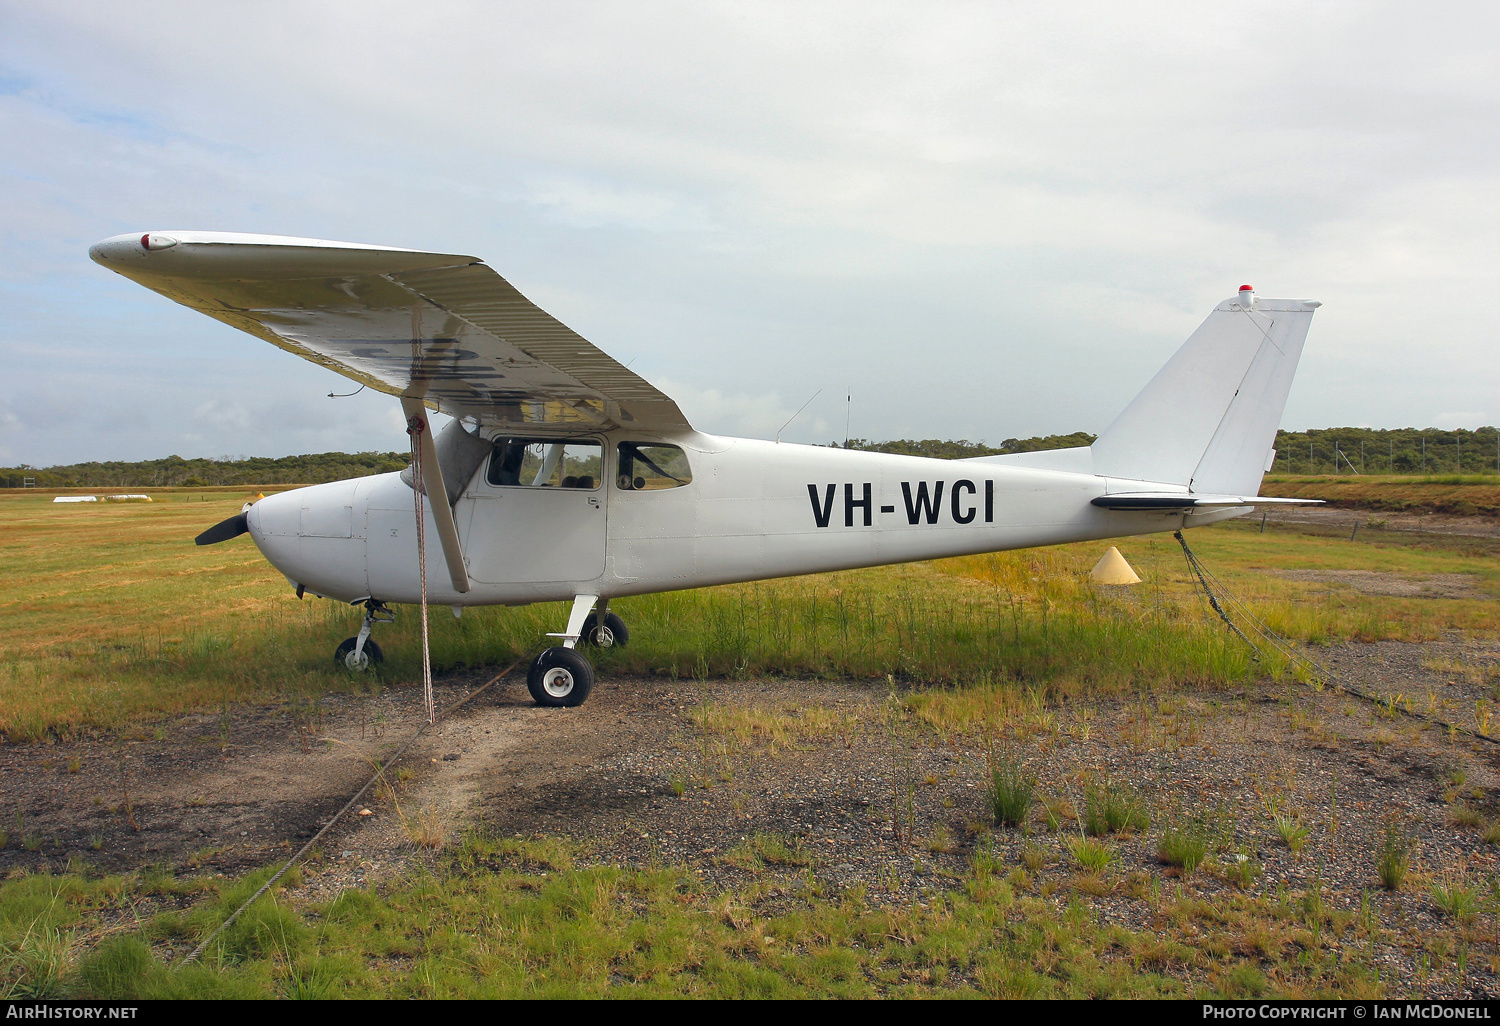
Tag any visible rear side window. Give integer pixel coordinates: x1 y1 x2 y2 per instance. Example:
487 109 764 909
617 442 692 490
487 439 602 489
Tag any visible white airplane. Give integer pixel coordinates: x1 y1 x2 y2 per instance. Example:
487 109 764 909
90 231 1320 708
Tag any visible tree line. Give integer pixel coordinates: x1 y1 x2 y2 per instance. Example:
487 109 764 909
838 432 1098 460
3 426 1496 488
1268 427 1499 475
843 427 1499 475
0 452 410 489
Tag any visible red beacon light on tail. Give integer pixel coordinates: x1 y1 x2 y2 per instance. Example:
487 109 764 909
1238 284 1255 309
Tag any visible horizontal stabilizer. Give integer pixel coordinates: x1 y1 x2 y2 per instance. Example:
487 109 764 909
1091 494 1323 511
195 513 249 545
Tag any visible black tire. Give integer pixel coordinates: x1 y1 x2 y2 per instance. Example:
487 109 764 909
527 647 595 707
580 611 629 649
334 636 383 672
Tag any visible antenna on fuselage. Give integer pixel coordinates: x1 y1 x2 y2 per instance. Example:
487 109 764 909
776 389 822 444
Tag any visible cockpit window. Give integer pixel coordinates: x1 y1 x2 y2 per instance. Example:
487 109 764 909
487 439 602 489
617 442 692 491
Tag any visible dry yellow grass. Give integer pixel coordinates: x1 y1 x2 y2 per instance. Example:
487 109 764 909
1262 474 1500 516
3 486 1497 741
0 488 366 738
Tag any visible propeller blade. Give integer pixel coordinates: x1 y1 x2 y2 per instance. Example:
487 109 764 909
195 513 249 546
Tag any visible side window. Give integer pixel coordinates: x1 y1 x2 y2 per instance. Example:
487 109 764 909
487 439 602 488
617 442 692 491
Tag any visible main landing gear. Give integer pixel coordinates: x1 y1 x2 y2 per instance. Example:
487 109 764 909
527 596 627 707
334 600 393 672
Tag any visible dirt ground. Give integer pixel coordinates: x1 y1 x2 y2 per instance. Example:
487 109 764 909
5 632 1500 994
1262 506 1500 539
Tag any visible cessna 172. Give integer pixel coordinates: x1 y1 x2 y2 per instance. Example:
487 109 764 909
90 231 1320 708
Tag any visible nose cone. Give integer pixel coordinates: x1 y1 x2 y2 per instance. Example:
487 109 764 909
245 481 371 603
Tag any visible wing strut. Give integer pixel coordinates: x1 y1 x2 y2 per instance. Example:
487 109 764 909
401 397 471 594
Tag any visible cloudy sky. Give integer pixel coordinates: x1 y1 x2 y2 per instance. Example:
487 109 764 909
1 1 1495 466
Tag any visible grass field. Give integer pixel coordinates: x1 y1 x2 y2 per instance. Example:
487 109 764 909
4 486 1500 998
0 834 1396 999
3 488 1497 741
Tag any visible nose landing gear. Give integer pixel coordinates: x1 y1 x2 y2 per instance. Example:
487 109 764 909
527 596 625 707
335 600 393 672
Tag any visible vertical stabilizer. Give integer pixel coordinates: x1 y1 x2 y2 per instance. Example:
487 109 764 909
1090 293 1319 494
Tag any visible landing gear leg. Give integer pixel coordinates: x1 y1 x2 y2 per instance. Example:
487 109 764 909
581 599 629 648
334 600 392 672
528 595 598 707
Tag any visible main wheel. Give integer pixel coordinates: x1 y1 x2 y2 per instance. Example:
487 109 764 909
527 647 595 707
580 611 629 648
334 637 383 672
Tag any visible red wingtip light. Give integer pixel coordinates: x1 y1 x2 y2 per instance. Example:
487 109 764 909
140 234 151 250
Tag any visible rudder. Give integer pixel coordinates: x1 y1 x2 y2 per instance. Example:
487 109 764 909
1090 290 1319 494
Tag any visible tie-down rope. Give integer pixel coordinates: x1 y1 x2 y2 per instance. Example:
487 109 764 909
1173 529 1498 747
408 414 435 725
176 657 521 967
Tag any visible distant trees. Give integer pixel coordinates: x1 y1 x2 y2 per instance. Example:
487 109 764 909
839 432 1097 460
4 424 1496 488
0 451 409 489
1270 427 1500 475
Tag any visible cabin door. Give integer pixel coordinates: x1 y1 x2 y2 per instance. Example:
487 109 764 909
459 437 607 584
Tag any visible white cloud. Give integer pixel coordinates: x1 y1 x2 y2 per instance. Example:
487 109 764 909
0 1 1496 464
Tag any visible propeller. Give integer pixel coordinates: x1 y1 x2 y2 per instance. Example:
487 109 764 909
195 513 249 546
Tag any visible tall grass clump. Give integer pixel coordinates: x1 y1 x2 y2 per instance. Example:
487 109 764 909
1068 837 1117 873
1083 781 1150 837
1156 825 1209 874
1430 877 1481 921
988 754 1038 828
0 923 74 998
1377 814 1418 891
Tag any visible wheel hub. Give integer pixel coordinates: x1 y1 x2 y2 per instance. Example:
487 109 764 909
541 666 575 698
592 625 615 648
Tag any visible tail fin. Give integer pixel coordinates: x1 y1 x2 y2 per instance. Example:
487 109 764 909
1090 291 1320 494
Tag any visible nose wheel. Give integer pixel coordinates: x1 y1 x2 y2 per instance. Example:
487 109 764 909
527 647 595 707
334 600 392 672
334 636 384 671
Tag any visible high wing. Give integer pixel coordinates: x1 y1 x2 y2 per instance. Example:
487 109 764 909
89 231 689 431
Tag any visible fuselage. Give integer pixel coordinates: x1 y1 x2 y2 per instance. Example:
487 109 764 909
247 430 1242 607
